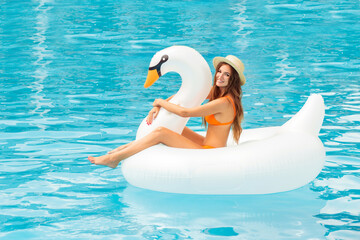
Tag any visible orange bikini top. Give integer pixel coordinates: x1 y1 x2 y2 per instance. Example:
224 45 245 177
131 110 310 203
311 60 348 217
205 96 236 126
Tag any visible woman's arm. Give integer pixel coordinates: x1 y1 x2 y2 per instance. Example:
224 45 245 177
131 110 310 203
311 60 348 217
147 95 174 124
153 98 229 118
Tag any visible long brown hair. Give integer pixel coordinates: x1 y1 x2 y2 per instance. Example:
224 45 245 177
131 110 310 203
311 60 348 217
204 62 244 143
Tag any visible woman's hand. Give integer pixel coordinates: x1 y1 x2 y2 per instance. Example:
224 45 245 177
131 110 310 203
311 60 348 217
153 98 165 108
146 106 160 125
146 99 165 125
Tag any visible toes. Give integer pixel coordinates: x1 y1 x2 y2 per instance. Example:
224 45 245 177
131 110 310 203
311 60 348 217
88 156 95 164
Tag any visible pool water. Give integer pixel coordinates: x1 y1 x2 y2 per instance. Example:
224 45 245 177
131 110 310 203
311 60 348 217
1 0 359 239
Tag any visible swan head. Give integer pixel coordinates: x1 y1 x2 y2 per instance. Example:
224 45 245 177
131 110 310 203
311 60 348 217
144 46 210 89
144 52 169 88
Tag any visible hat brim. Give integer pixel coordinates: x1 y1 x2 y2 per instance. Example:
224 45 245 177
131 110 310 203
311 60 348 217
213 57 246 86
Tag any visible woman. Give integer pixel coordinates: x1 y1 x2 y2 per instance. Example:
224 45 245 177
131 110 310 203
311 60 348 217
88 55 246 168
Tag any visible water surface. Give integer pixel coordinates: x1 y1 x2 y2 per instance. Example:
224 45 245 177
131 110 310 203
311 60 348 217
1 0 359 239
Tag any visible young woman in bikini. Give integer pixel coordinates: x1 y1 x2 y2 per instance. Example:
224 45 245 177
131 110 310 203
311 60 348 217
88 55 246 168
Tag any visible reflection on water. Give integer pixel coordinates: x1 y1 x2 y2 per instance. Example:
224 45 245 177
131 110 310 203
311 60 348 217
274 50 298 84
231 1 253 53
29 0 54 132
121 185 325 239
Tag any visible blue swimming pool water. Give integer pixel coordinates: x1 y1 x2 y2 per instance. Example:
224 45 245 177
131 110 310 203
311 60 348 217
1 0 359 239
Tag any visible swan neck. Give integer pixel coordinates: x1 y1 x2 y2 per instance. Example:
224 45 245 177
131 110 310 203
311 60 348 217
175 65 200 98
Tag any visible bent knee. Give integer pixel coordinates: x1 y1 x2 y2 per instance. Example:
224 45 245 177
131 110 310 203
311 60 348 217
152 127 173 141
154 126 170 134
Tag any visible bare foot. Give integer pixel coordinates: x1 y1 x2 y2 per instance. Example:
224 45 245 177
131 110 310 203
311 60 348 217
88 155 120 168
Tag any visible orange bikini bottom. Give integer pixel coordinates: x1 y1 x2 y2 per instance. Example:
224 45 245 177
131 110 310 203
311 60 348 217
202 145 215 149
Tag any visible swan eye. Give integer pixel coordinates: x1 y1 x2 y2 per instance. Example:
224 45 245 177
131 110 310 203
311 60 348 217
161 55 169 63
149 54 169 77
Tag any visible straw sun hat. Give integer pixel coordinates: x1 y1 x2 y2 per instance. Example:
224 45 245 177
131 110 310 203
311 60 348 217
213 55 246 86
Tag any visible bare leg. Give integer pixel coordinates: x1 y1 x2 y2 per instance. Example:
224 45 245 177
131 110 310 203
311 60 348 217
88 127 203 168
181 126 205 145
108 142 132 154
108 126 203 155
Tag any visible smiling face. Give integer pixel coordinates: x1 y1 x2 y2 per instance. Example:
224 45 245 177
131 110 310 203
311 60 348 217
215 64 232 88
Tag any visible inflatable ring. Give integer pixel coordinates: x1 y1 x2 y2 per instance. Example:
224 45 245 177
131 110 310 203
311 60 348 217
122 46 326 194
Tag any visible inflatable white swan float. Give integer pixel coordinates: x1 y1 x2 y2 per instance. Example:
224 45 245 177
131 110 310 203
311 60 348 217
122 46 326 195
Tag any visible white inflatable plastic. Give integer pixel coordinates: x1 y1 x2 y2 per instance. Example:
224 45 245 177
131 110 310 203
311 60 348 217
122 46 326 195
136 46 212 139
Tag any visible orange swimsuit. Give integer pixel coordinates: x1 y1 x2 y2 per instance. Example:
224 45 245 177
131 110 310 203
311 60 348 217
202 96 236 149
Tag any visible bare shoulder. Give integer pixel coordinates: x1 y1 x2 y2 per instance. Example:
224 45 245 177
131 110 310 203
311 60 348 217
213 96 234 106
206 97 228 107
